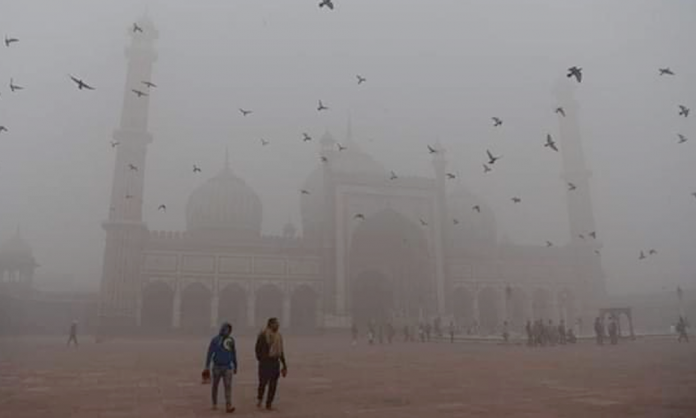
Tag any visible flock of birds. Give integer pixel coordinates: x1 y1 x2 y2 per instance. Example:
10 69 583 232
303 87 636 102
1 6 693 265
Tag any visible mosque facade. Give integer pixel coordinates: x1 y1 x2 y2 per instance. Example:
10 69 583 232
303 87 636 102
98 18 605 335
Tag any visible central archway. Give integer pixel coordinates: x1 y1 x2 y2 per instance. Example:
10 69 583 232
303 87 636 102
349 209 431 323
141 281 174 331
218 283 247 330
256 284 283 328
180 282 212 333
290 285 319 333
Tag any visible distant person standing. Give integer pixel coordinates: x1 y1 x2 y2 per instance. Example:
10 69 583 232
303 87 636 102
67 321 78 347
525 320 533 347
204 322 237 413
425 322 432 342
386 322 395 344
502 321 509 343
351 323 359 346
608 318 618 345
449 321 456 344
367 321 376 345
676 316 689 343
558 320 567 345
594 317 604 346
255 318 287 411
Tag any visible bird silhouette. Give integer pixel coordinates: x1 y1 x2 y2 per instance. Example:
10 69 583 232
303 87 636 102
419 218 428 226
427 145 438 154
239 108 253 116
472 205 481 213
9 78 23 92
141 81 157 88
483 164 492 173
678 105 690 117
677 134 688 144
128 164 138 171
303 133 312 142
555 107 566 117
446 173 456 180
337 143 347 152
568 182 577 191
260 138 269 146
546 241 553 247
131 89 148 97
110 141 119 148
567 66 582 83
158 204 167 212
544 134 559 152
317 100 329 111
492 117 503 127
579 234 585 240
320 156 328 163
125 194 134 199
133 23 143 33
300 189 310 195
193 165 202 173
486 150 501 165
649 249 657 255
389 171 398 180
453 219 460 225
658 68 675 76
692 192 696 199
639 251 646 260
356 75 366 84
0 126 8 133
319 0 334 9
589 231 597 239
69 75 95 90
512 197 522 204
354 213 365 220
4 36 19 47
594 250 601 255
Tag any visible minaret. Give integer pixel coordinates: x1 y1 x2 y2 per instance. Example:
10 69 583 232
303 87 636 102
99 17 158 332
555 81 605 299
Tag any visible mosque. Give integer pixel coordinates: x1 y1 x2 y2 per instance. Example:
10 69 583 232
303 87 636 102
94 18 606 335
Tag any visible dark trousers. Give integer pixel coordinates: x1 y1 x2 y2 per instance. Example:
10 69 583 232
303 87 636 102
258 364 280 407
211 367 232 406
67 334 78 346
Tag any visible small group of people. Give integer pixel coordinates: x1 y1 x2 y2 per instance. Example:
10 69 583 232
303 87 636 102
352 317 451 345
203 317 288 413
594 316 620 345
525 319 577 347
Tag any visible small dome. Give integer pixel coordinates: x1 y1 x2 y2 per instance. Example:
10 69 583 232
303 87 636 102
185 157 262 237
0 228 37 267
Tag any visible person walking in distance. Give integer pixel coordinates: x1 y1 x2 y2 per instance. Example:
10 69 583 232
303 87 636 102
67 321 78 347
204 322 237 413
594 317 604 346
351 322 359 346
256 317 288 411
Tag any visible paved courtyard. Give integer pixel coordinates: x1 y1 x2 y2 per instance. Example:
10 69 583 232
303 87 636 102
0 335 695 418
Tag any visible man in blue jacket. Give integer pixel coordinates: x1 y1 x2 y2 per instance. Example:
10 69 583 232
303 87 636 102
205 322 237 413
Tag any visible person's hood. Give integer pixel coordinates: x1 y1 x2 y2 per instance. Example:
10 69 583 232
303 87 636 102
219 322 232 336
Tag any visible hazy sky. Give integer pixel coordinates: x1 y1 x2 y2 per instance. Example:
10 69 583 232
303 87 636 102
0 0 694 294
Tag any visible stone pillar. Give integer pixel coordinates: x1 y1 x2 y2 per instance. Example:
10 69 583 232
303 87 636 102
282 290 291 326
172 282 181 329
247 287 256 329
211 294 219 329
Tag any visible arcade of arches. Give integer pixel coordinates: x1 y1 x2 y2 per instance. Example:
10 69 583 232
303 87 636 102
139 280 320 334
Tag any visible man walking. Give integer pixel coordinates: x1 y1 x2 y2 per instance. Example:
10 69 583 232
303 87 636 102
676 316 689 343
67 321 78 347
594 317 604 346
204 322 237 413
256 317 288 411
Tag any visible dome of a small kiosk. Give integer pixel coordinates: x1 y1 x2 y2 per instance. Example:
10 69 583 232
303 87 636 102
185 159 262 236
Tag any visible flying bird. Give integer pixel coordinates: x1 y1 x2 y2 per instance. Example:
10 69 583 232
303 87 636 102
128 164 138 171
300 189 310 195
337 143 347 152
579 234 585 240
453 219 460 225
486 150 501 164
511 197 522 204
131 89 148 97
568 182 577 191
0 126 8 133
125 194 134 199
356 75 366 84
483 164 492 173
492 117 503 127
260 138 269 146
110 141 119 148
4 36 19 47
317 100 328 111
649 249 658 255
320 156 328 163
446 173 456 180
555 107 566 117
302 133 312 142
639 250 646 260
69 75 95 90
594 250 601 255
9 78 23 92
472 205 481 213
658 68 675 76
544 134 559 152
319 0 335 9
589 231 597 239
133 23 143 33
389 171 398 180
692 192 696 199
239 108 253 116
354 213 365 220
678 105 690 117
546 241 553 247
677 134 688 144
567 66 582 83
419 218 428 226
427 145 438 154
158 204 167 212
141 81 157 88
193 165 202 173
